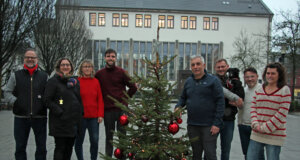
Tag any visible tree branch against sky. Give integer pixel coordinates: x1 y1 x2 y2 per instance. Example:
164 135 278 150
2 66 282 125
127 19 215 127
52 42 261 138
0 0 53 100
272 2 300 104
34 2 92 75
230 29 267 72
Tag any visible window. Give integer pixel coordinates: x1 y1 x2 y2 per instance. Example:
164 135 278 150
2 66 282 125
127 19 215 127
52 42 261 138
181 16 188 29
169 43 175 80
98 13 105 26
167 16 174 28
89 13 96 26
179 43 184 70
112 13 120 27
136 14 143 27
121 14 128 27
190 16 196 29
212 17 219 30
133 41 139 74
144 15 151 28
158 15 165 28
203 17 210 30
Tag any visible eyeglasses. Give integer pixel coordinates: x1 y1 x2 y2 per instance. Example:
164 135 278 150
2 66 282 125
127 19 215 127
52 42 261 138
82 66 93 68
60 64 71 67
24 56 37 60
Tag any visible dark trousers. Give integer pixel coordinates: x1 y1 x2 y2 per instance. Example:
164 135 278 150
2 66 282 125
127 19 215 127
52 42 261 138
54 137 75 160
14 117 47 160
187 125 218 160
104 111 125 157
75 118 99 160
238 124 265 160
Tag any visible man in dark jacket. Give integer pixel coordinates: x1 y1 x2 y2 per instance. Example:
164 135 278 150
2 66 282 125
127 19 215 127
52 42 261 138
95 48 137 157
175 55 225 160
214 59 245 160
4 48 48 160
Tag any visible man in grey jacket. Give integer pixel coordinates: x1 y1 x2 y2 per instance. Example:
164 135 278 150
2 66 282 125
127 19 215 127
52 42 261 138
238 67 264 160
4 48 48 160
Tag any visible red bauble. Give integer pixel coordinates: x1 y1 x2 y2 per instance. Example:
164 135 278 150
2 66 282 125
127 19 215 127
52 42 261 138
141 115 148 123
114 148 123 159
181 158 187 160
119 115 129 126
176 118 183 124
128 152 134 158
168 122 179 134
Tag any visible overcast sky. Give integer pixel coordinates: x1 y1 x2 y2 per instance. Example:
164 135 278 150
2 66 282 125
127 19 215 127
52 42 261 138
262 0 298 16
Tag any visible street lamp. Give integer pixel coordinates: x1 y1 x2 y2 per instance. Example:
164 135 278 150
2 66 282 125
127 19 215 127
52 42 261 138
280 44 287 64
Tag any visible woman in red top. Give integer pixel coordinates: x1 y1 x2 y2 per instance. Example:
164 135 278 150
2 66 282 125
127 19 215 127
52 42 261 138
75 60 104 160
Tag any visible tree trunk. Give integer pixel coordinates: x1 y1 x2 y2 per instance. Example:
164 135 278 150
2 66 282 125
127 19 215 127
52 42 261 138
291 55 296 110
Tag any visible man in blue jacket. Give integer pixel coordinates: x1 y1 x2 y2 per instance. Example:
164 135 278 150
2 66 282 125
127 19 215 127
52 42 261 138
175 55 225 160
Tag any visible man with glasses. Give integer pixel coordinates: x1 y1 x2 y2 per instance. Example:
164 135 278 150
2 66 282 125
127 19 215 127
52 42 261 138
238 67 265 160
4 48 48 160
214 59 244 160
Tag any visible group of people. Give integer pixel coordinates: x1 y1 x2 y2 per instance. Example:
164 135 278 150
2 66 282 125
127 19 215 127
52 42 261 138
4 48 291 160
4 48 137 160
176 56 291 160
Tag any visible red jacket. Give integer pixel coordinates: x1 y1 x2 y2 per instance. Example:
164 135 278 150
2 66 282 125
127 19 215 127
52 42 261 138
78 77 104 118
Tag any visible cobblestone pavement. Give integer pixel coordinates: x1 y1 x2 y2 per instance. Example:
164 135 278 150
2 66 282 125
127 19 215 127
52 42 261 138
1 109 300 160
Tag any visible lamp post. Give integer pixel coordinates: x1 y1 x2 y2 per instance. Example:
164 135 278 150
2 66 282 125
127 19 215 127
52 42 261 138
280 45 287 64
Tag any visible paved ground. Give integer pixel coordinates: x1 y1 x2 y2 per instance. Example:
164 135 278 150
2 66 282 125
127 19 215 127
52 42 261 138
1 109 300 160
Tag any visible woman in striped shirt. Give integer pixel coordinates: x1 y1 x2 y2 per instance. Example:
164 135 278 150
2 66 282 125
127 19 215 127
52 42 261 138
247 62 291 160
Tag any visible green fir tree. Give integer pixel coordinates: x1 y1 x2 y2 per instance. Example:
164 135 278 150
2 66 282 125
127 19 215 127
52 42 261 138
101 28 192 160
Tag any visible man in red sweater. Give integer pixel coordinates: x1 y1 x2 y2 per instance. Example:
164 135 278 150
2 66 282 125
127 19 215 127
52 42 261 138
95 48 137 157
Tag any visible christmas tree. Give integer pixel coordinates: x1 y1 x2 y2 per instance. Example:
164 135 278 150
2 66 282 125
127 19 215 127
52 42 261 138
101 28 192 160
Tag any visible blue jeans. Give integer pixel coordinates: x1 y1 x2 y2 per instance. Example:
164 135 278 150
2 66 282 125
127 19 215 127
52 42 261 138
247 140 281 160
238 125 265 160
14 117 47 160
75 118 99 160
220 121 234 160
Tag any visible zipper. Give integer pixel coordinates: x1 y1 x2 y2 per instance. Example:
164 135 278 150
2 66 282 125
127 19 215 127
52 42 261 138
30 77 33 116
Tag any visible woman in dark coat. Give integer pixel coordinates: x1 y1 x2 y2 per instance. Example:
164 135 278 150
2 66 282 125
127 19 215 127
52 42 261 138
44 58 83 160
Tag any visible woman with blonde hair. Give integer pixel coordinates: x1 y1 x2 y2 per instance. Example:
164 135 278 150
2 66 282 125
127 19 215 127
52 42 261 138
75 59 104 160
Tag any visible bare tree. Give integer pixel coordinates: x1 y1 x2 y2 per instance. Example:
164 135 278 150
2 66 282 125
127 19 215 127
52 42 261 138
272 3 300 103
0 0 53 100
34 2 92 75
230 29 267 72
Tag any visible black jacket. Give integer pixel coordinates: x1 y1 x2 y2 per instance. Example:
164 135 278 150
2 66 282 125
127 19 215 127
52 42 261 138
218 75 244 121
13 69 48 117
44 74 83 137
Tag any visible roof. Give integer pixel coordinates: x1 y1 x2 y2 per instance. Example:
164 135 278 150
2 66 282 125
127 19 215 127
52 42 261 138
57 0 273 16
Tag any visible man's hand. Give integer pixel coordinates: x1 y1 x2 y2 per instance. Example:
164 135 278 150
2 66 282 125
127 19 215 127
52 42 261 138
98 117 103 123
174 107 182 117
229 98 243 108
210 125 220 135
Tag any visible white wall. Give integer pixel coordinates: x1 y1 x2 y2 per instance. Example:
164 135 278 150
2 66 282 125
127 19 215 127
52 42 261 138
86 10 269 53
85 10 270 76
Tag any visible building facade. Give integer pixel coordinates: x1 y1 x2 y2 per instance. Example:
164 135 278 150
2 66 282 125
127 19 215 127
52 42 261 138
57 0 273 82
